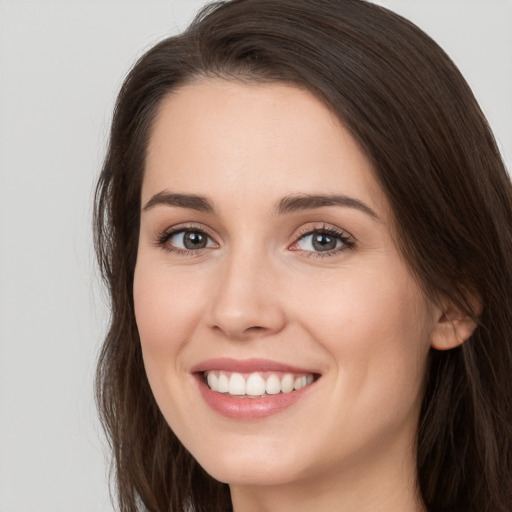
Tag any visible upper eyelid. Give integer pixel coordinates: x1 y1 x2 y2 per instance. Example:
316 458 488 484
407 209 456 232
293 223 354 240
161 223 215 238
297 226 346 237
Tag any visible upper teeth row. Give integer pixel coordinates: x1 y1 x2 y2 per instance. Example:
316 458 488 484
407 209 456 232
206 371 314 396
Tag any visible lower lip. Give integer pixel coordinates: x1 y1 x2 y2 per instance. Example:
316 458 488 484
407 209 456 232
195 375 316 420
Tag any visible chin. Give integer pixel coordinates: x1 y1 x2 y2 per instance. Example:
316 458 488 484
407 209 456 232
182 430 310 487
200 455 304 487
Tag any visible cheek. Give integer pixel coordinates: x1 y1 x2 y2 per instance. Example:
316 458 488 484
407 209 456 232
133 260 205 365
299 276 433 468
133 261 204 425
293 267 433 401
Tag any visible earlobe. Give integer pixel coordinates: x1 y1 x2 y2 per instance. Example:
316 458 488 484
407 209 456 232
430 297 481 351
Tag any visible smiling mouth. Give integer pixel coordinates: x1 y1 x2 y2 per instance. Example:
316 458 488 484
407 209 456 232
203 370 317 398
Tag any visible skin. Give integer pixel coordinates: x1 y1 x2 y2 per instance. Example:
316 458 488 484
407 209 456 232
134 79 474 512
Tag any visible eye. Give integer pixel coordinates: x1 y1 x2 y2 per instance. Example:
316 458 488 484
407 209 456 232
157 227 218 253
290 226 354 256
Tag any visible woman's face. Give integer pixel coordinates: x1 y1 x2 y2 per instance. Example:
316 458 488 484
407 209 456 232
134 80 439 490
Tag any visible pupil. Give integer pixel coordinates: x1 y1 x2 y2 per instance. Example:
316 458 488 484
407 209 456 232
184 231 206 249
312 233 336 251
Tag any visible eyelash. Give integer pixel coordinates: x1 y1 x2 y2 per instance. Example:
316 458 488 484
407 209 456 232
155 224 216 256
155 223 355 258
291 225 355 259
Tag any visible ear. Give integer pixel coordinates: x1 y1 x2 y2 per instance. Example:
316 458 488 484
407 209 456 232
430 296 481 351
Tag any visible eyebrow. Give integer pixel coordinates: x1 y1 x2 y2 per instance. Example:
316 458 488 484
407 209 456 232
275 193 379 219
143 191 214 212
143 190 379 220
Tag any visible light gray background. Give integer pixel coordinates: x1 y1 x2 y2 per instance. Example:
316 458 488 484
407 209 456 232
0 1 510 511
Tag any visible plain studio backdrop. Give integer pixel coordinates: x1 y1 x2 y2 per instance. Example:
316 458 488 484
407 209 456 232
0 1 510 511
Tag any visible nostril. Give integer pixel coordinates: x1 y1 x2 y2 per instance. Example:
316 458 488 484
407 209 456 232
213 325 267 336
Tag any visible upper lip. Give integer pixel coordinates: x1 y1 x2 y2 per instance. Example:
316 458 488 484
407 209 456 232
190 357 319 375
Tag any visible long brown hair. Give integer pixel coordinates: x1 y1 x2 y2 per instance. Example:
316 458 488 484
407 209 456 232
94 1 512 510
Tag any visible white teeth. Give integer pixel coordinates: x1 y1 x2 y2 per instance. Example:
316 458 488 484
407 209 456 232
281 373 295 393
207 372 218 391
205 371 315 396
294 376 306 390
294 375 314 389
246 373 266 396
265 374 281 395
218 373 229 393
229 373 246 395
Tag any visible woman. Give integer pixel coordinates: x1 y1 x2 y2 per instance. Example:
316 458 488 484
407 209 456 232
94 1 512 511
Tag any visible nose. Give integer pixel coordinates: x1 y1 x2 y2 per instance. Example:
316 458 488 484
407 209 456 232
206 248 287 341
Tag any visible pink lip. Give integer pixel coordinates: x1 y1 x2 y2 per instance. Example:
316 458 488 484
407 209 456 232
191 358 319 420
191 357 316 374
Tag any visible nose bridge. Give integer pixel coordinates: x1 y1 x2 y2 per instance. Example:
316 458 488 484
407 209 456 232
207 240 285 339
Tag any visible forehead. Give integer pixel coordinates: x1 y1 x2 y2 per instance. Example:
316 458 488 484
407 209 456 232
143 79 385 215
